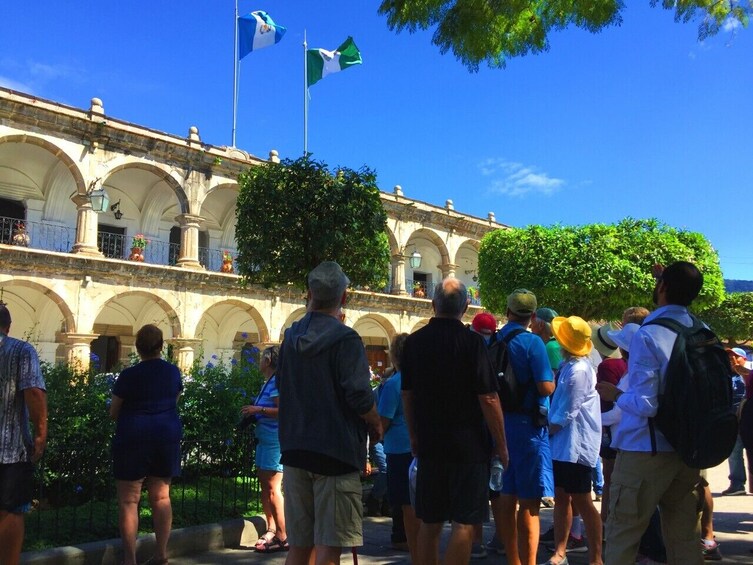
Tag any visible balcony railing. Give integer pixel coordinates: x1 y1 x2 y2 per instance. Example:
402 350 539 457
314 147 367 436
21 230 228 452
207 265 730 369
0 217 76 253
0 216 480 305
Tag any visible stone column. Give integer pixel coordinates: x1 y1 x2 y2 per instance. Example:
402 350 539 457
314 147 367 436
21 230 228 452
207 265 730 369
168 338 202 374
71 195 103 256
442 263 458 279
61 332 99 371
390 254 408 295
175 214 204 270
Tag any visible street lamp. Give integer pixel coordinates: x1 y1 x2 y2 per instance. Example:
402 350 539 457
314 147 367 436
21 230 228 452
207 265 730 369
87 179 110 213
409 249 422 269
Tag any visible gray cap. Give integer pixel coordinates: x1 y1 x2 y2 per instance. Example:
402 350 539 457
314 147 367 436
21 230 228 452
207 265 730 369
308 261 350 302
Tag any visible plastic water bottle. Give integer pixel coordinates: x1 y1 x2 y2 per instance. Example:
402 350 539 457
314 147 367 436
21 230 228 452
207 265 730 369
408 457 418 507
489 456 504 492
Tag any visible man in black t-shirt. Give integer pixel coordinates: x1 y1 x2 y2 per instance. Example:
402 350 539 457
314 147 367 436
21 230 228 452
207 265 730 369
402 277 508 565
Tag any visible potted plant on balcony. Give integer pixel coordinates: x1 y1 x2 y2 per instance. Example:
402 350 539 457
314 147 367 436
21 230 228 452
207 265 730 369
413 281 426 298
11 221 30 247
129 233 148 262
220 250 234 273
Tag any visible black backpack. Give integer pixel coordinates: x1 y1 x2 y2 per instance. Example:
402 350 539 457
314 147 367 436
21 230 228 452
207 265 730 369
646 315 738 469
489 328 527 412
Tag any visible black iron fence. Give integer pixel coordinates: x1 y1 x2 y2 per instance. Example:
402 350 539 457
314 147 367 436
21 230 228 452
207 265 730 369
25 435 261 551
0 217 76 253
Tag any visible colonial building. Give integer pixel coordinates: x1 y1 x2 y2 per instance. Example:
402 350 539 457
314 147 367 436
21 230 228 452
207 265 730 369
0 87 504 373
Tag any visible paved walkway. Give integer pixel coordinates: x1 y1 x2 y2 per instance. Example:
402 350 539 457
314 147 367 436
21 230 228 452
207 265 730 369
182 462 753 564
22 461 753 564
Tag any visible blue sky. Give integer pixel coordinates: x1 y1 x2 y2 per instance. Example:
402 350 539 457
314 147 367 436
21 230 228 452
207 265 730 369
2 1 751 280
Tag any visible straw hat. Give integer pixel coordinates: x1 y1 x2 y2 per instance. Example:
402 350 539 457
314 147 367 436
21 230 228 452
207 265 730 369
551 316 593 357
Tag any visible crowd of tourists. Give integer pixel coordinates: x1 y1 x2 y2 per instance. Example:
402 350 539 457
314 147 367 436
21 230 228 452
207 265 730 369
0 258 750 565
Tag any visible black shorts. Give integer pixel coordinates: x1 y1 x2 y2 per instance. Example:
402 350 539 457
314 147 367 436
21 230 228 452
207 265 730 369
112 440 181 481
415 458 489 524
553 460 593 494
0 461 34 513
386 452 413 507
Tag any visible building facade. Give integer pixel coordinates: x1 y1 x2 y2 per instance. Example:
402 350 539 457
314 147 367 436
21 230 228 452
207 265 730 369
0 87 505 373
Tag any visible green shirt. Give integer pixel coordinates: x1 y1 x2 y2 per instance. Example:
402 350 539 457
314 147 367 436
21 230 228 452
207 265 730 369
545 338 562 374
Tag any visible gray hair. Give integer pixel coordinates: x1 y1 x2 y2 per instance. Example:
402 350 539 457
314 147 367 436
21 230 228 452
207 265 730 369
308 261 350 310
262 345 280 370
433 278 468 317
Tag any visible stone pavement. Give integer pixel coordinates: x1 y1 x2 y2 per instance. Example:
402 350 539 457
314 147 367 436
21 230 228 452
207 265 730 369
22 461 753 564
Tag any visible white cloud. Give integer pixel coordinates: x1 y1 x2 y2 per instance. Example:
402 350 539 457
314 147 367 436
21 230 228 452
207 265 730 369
479 158 565 197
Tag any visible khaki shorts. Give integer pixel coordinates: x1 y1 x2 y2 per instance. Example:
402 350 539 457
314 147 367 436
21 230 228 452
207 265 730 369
283 465 363 547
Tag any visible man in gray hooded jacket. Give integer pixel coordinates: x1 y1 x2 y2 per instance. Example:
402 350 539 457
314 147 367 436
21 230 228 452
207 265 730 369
279 261 382 565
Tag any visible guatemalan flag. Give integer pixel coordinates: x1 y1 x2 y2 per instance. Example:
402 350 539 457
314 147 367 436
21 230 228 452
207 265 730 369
238 11 286 60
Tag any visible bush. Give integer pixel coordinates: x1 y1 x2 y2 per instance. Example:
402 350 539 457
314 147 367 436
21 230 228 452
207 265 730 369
179 351 265 478
42 364 115 505
40 350 266 505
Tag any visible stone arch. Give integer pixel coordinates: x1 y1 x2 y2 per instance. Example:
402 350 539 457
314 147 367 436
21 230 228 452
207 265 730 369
194 298 269 358
407 227 450 265
411 319 430 333
0 278 78 363
350 313 396 342
278 307 307 341
0 134 87 194
352 314 395 373
385 225 399 255
199 182 239 248
92 290 182 338
455 238 481 294
103 161 188 216
405 228 451 296
0 277 76 333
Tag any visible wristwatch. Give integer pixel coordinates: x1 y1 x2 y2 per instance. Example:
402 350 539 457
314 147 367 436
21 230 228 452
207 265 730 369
261 407 266 415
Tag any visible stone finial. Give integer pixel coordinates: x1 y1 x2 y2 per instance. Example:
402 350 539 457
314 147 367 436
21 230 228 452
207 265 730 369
90 97 104 115
445 199 454 211
393 185 403 196
269 149 280 163
488 212 496 223
188 126 201 142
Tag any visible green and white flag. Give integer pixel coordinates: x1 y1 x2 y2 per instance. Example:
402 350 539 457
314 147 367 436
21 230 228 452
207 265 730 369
306 36 362 87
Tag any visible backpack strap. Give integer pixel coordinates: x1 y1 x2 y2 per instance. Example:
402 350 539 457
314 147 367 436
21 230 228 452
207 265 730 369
642 314 700 455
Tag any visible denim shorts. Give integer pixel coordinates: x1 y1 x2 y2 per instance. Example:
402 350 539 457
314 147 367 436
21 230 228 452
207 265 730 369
254 425 282 472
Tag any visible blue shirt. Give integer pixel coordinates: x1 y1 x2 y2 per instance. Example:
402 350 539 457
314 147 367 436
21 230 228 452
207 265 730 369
611 304 691 452
496 322 553 419
378 371 411 454
254 375 280 436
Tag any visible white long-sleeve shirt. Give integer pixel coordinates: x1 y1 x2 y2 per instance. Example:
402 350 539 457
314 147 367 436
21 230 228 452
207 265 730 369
549 356 601 467
610 304 692 452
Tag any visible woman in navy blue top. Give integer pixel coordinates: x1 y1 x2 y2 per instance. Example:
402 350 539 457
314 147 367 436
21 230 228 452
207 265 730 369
110 324 183 565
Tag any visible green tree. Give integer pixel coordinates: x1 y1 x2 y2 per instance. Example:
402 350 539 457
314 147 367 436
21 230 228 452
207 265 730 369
235 156 391 290
698 292 753 345
378 0 750 70
478 218 725 320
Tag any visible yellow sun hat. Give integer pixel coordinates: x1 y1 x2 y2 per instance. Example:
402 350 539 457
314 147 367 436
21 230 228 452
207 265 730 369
551 315 593 357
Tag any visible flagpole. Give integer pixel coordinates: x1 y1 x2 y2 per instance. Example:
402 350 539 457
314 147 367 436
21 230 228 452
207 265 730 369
303 30 308 156
231 0 239 147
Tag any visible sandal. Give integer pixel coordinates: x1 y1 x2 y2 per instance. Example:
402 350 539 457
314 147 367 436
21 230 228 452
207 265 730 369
256 536 289 553
538 557 568 565
254 529 276 551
